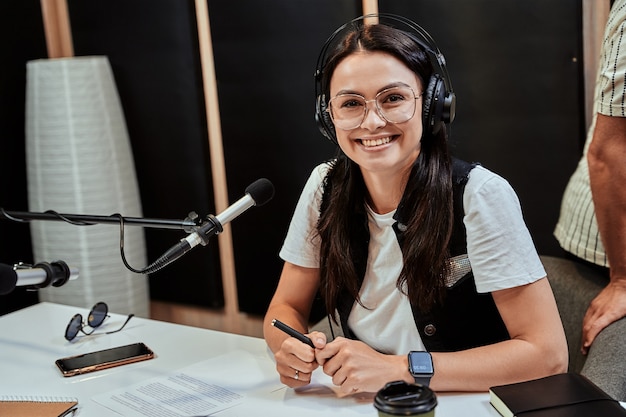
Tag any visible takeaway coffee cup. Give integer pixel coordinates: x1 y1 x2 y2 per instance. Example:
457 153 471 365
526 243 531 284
374 380 437 417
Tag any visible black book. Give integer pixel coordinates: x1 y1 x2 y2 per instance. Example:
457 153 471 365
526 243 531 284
489 373 626 417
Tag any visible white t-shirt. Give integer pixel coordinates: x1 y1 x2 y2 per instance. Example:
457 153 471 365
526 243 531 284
279 162 546 354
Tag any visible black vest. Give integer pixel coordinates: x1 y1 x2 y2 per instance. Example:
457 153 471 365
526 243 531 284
329 158 510 352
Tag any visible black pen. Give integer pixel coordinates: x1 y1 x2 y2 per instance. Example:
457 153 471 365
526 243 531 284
271 318 315 348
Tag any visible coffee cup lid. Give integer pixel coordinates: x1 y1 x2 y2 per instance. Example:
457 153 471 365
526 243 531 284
374 380 437 415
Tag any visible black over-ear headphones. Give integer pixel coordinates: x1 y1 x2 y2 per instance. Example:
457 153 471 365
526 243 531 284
314 13 456 144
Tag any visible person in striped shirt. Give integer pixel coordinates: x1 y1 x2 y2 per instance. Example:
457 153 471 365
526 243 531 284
555 0 626 355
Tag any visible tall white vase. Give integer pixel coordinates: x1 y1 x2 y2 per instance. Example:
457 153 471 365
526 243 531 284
25 56 150 317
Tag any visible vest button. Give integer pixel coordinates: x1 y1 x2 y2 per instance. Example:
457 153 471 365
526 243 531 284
424 324 436 336
397 223 408 232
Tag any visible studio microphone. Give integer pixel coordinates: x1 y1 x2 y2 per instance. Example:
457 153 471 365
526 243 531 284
0 261 79 295
144 178 275 274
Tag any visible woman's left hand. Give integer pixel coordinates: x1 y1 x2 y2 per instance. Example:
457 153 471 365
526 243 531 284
314 337 409 394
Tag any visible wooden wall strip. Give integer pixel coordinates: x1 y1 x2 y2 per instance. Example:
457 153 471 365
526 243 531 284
362 0 379 16
40 0 74 58
194 0 241 333
583 0 611 130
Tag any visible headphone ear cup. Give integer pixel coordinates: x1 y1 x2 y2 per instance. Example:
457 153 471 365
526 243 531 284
316 94 337 143
422 74 445 135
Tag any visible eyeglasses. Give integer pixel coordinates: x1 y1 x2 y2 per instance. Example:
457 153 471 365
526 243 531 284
64 301 134 341
327 86 422 130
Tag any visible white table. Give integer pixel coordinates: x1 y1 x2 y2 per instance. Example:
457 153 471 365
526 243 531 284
0 302 500 416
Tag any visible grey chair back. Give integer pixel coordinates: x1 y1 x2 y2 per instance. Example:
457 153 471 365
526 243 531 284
542 255 626 401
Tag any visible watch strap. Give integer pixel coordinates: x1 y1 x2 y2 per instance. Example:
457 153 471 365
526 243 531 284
413 375 431 386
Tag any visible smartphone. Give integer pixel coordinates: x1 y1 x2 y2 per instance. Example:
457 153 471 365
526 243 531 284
55 342 154 377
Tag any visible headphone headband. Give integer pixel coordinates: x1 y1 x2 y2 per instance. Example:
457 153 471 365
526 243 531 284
314 13 456 143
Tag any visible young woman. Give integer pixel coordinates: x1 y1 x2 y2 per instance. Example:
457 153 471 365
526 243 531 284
263 16 567 394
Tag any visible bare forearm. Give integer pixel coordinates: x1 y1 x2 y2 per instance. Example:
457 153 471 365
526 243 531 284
588 114 626 281
264 262 320 354
318 332 567 393
431 338 567 391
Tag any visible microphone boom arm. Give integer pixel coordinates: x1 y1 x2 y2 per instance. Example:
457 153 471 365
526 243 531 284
1 178 274 275
0 208 202 232
0 208 209 275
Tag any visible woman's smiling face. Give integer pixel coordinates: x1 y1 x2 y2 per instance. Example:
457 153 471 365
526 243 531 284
329 50 424 177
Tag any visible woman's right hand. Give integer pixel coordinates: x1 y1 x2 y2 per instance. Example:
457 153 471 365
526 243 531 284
264 262 325 387
273 331 326 387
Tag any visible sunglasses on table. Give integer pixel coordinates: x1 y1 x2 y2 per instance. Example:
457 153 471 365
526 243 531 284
64 301 134 341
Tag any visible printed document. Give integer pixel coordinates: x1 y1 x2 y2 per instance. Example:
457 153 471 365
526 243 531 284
93 349 282 417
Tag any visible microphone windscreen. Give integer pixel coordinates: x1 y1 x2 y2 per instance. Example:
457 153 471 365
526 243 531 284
246 178 275 207
0 263 18 295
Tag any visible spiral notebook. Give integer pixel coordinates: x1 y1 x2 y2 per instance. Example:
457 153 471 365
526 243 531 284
0 396 78 417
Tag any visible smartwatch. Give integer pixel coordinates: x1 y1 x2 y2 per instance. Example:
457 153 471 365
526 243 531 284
408 351 434 386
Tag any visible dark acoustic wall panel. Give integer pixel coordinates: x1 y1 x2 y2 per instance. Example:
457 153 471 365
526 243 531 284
0 1 47 314
379 0 584 257
65 0 223 308
208 0 359 317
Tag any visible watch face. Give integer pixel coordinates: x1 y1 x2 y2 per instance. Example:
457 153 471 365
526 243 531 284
409 352 434 375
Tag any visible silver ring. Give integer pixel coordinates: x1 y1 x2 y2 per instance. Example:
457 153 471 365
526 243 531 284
294 370 299 380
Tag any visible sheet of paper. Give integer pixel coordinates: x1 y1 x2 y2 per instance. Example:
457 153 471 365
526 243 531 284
214 369 377 417
93 349 282 417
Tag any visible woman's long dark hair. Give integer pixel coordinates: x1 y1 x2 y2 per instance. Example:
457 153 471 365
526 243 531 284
317 23 453 317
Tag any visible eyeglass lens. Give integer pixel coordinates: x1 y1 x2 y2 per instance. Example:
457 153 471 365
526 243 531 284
88 301 108 327
65 314 83 341
328 86 419 130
